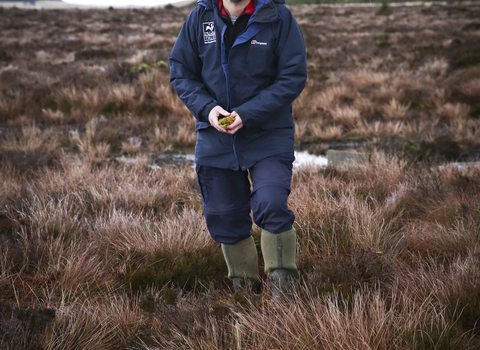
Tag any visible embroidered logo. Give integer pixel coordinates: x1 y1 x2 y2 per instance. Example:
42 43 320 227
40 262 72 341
251 40 267 46
203 22 216 44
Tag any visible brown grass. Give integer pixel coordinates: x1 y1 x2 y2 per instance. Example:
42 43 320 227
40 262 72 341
1 3 480 349
2 146 480 348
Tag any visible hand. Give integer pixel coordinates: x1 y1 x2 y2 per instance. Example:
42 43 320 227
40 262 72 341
224 111 244 135
208 105 231 133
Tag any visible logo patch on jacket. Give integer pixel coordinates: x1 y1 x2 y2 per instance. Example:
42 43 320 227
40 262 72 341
251 40 267 46
203 22 216 44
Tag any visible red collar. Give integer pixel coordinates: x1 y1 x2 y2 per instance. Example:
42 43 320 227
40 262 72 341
219 0 255 17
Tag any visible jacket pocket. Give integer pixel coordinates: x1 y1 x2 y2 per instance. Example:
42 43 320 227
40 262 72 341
195 164 209 204
195 121 211 131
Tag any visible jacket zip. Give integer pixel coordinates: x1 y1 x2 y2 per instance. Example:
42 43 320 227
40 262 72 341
222 20 252 170
218 4 274 170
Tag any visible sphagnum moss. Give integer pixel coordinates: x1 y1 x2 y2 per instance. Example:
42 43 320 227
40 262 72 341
218 116 235 129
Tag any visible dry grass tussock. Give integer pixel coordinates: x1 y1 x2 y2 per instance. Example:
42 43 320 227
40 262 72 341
235 287 464 350
1 3 480 349
2 145 480 348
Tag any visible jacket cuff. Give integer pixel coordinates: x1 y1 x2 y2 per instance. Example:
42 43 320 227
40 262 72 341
200 101 218 123
234 108 247 128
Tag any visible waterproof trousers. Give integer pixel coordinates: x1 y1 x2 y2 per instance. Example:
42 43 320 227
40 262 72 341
195 152 295 244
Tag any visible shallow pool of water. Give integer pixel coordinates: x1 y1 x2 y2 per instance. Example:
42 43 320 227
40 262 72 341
293 150 328 169
115 151 329 169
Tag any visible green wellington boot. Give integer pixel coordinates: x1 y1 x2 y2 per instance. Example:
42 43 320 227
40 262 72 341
221 236 262 293
261 228 298 298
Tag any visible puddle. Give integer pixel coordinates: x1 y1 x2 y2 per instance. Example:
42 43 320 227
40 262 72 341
115 150 480 172
437 162 480 171
0 65 18 74
115 152 195 169
294 150 328 169
155 152 195 166
295 140 367 150
116 151 328 169
153 151 328 169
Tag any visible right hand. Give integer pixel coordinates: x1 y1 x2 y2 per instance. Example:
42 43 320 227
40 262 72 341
208 105 231 133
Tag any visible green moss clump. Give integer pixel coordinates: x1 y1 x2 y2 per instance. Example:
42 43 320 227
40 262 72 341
446 285 480 334
462 21 480 31
376 0 390 16
233 291 250 307
162 288 179 305
139 294 157 314
454 50 480 69
39 13 49 22
401 324 461 350
218 116 235 129
131 63 151 73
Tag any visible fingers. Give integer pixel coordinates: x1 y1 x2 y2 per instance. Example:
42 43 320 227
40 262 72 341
224 124 242 134
225 113 243 134
208 107 244 134
208 106 230 133
214 105 230 117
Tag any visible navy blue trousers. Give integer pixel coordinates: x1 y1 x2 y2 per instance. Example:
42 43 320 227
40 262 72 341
196 152 295 244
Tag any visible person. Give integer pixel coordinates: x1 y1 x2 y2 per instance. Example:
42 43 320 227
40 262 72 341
169 0 307 296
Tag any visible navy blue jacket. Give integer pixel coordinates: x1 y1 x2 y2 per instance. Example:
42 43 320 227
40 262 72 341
169 0 307 171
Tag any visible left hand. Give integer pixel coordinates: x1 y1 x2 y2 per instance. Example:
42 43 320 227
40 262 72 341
224 111 243 135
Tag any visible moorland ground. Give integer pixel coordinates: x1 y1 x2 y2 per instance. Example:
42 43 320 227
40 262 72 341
1 2 480 349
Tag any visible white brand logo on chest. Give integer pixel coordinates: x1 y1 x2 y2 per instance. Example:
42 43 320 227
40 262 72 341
203 22 216 44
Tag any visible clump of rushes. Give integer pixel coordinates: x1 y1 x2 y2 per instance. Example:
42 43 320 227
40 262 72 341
218 116 235 129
